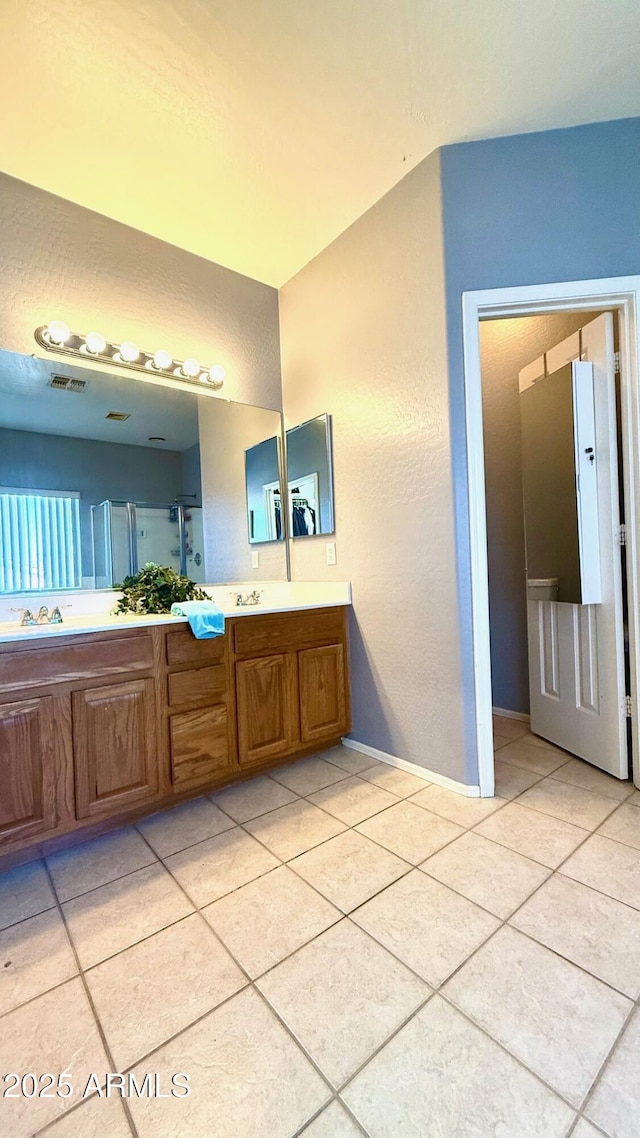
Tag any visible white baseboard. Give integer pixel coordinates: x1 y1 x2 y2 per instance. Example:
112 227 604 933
341 738 481 798
492 707 530 723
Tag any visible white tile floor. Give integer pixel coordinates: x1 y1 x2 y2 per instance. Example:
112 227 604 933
0 718 639 1136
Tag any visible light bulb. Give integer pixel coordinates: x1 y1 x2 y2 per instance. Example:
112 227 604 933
119 340 140 362
208 364 225 385
181 357 200 378
85 331 106 354
47 320 71 345
153 349 172 370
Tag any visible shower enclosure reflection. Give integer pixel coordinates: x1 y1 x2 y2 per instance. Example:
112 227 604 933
92 501 205 587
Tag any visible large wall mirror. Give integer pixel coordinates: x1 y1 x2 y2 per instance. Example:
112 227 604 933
0 348 287 594
285 413 335 538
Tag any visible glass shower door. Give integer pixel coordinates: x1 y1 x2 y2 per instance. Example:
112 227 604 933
135 506 182 574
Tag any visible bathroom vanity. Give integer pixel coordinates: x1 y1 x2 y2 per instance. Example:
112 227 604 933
0 602 351 866
0 338 347 867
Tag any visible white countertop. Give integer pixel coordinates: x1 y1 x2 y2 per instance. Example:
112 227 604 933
0 581 352 643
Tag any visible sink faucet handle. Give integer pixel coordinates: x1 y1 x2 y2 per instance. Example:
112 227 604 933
49 606 65 624
10 607 37 626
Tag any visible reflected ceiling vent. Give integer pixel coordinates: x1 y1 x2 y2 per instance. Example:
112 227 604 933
49 374 88 393
105 411 131 421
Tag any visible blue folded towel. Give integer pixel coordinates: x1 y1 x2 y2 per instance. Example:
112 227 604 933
170 600 225 639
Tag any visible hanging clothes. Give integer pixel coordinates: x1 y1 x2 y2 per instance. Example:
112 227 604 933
292 504 308 535
303 506 316 535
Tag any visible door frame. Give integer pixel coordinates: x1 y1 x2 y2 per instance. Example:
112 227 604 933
462 276 640 796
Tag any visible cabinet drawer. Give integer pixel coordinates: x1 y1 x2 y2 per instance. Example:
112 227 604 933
166 630 226 666
0 635 154 694
233 608 344 657
168 665 227 710
170 705 230 788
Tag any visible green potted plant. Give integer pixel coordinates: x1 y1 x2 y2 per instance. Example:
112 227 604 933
114 563 208 615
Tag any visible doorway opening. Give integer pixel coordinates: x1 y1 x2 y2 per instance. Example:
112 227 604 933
480 309 632 794
462 277 640 797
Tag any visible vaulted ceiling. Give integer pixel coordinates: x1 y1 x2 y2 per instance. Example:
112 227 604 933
1 0 639 286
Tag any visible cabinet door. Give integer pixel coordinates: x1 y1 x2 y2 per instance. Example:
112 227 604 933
73 679 158 819
299 643 348 743
236 653 299 766
170 704 231 789
0 696 57 845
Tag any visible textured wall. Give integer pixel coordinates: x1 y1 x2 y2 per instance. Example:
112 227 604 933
280 152 470 783
0 427 183 580
180 444 203 508
480 311 600 715
440 115 640 780
0 173 282 411
199 400 287 583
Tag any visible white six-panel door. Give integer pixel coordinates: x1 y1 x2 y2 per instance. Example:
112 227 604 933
524 313 628 778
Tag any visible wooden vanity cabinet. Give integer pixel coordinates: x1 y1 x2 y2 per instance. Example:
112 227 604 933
236 652 300 765
73 678 158 819
299 642 347 743
0 695 58 846
232 607 351 766
0 605 350 866
165 629 235 792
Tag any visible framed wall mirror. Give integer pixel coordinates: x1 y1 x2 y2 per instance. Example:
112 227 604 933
245 434 285 544
285 413 335 538
0 348 288 593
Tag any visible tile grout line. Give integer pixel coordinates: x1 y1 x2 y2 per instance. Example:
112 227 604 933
13 742 631 926
136 822 386 1093
4 742 637 1134
45 848 160 908
325 773 640 1115
429 781 640 1105
33 861 140 1138
123 825 452 1128
125 826 346 1126
214 766 637 1118
251 745 638 1124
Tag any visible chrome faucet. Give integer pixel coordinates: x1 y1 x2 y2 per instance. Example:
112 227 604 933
232 590 263 607
12 608 37 626
11 604 66 627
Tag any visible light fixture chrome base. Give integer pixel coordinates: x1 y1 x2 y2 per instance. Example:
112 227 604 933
34 326 225 391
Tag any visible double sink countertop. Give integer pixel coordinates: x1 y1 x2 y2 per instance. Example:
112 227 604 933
0 581 352 644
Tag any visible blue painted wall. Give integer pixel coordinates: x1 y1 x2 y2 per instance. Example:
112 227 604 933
0 428 187 579
440 116 640 777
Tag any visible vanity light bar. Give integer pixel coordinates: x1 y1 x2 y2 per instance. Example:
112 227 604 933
34 322 225 391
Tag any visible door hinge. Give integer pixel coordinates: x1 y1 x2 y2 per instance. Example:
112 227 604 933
618 523 627 547
624 695 633 718
613 350 621 375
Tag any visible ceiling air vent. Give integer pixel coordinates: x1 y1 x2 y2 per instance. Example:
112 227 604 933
105 411 131 421
48 374 88 393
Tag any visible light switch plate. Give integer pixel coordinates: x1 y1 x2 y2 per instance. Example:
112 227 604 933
251 551 260 569
326 542 337 566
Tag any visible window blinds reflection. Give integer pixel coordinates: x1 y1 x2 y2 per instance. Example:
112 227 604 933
0 489 82 592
